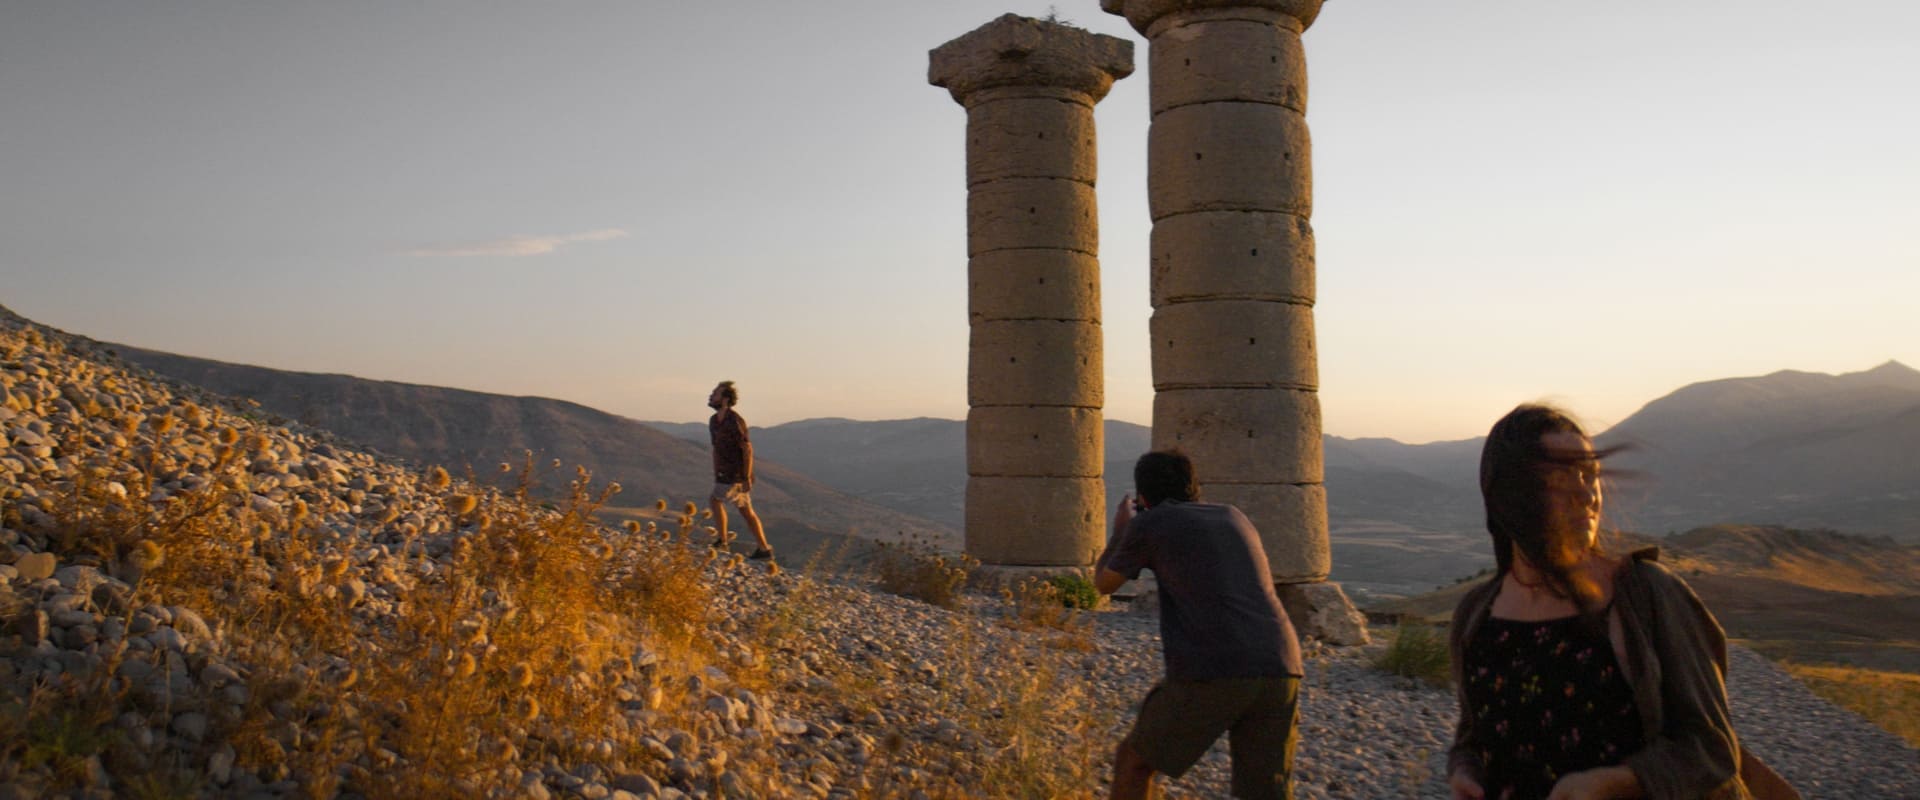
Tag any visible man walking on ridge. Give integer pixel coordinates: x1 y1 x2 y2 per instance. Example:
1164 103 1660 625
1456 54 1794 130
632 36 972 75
1095 450 1305 800
707 380 773 560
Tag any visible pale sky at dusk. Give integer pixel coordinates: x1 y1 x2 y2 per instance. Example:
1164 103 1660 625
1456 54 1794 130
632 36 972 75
4 1 1915 443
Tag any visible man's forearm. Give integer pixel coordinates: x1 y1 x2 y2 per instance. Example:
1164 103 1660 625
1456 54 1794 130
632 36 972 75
1093 527 1132 593
1095 525 1125 573
1097 498 1136 574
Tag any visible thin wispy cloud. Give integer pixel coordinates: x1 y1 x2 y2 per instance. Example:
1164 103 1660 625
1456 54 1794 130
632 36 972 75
403 227 629 258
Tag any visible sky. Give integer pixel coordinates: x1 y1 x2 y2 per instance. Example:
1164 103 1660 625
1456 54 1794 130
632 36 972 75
3 1 1915 443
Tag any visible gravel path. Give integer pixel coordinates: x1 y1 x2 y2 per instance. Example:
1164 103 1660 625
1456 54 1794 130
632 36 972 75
725 567 1919 800
1086 608 1920 800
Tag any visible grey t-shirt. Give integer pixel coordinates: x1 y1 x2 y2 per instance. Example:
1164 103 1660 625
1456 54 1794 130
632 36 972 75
1101 501 1304 681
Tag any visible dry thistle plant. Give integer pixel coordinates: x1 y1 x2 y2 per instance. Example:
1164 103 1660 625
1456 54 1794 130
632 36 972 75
1002 576 1098 653
871 533 978 609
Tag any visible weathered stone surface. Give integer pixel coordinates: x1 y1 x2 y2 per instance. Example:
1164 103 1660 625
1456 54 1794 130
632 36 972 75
941 19 1123 570
1151 388 1322 482
1122 0 1333 626
1148 17 1308 114
1102 0 1323 35
1199 482 1329 581
1277 580 1368 645
1147 102 1311 220
965 476 1105 566
966 178 1098 256
1149 212 1313 306
14 551 55 581
967 320 1102 408
968 250 1101 323
965 97 1097 184
929 14 1134 106
966 406 1103 478
1149 300 1316 391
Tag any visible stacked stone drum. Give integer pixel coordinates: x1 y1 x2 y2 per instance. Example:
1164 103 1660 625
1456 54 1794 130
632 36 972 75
1104 0 1330 583
930 15 1134 566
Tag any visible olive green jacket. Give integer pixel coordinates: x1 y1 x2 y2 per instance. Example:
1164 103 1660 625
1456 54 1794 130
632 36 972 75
1447 548 1751 800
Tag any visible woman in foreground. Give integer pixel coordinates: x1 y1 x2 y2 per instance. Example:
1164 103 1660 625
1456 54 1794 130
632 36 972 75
1446 404 1779 800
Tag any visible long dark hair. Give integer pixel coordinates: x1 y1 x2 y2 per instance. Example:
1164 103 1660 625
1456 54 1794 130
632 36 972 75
1480 404 1619 611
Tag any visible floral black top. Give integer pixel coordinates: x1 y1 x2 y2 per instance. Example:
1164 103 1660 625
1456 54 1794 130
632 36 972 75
1462 612 1644 800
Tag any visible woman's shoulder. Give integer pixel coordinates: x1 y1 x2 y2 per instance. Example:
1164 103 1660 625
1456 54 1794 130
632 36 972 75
1615 546 1691 590
1613 546 1719 624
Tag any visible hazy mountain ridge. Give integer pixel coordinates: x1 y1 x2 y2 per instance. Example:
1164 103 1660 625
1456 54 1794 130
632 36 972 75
111 346 957 552
1604 361 1920 457
646 417 1153 530
649 417 1490 533
1599 361 1920 538
1664 524 1920 595
1372 524 1920 672
71 298 1917 569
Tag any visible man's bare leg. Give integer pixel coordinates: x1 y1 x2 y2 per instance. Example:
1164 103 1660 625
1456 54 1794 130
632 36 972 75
709 497 731 547
1112 742 1156 800
736 501 771 553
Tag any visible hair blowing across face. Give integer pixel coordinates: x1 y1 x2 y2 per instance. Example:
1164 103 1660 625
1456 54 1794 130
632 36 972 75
1480 404 1610 608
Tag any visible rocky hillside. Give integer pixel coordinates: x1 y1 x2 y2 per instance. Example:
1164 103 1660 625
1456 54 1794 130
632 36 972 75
5 308 1918 797
0 305 1151 797
112 344 956 556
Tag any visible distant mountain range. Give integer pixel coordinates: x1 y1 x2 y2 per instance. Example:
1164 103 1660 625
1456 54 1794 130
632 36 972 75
0 295 1902 608
1321 361 1920 541
1600 361 1920 538
112 346 958 556
649 363 1920 546
91 315 1918 554
642 417 1152 532
1372 524 1920 672
643 417 1498 533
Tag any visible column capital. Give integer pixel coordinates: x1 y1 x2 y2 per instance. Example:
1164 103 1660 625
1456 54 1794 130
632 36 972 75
929 14 1134 106
1101 0 1322 34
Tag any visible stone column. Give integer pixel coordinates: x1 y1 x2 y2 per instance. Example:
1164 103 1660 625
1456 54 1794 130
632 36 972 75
931 15 1133 567
1104 0 1365 641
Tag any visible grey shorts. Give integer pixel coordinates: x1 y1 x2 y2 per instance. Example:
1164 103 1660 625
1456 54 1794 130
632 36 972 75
1125 675 1300 800
710 482 752 506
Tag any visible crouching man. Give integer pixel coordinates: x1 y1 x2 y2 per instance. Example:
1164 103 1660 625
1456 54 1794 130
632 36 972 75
1094 450 1306 800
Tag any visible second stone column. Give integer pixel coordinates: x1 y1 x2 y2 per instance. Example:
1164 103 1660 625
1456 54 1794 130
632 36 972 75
930 15 1133 567
1105 0 1331 584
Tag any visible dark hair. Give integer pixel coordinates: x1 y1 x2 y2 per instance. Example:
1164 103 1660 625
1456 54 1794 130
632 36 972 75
1480 404 1618 609
1134 450 1199 506
715 380 738 406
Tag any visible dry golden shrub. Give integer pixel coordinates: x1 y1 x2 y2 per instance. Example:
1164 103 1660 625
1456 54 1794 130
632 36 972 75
872 534 977 610
1785 663 1920 748
19 403 734 796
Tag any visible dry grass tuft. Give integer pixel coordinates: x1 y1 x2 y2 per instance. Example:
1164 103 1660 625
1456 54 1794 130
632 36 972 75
872 534 977 609
1372 622 1452 686
1783 663 1920 748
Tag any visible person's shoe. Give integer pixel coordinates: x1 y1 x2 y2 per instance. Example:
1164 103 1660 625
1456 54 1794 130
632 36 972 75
749 548 774 561
710 537 727 550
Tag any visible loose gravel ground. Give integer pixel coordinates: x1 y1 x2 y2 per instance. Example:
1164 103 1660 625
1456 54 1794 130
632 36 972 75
711 558 1919 800
6 306 1915 799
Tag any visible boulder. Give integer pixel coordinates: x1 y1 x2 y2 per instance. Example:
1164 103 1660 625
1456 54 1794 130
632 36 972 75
1277 581 1370 646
